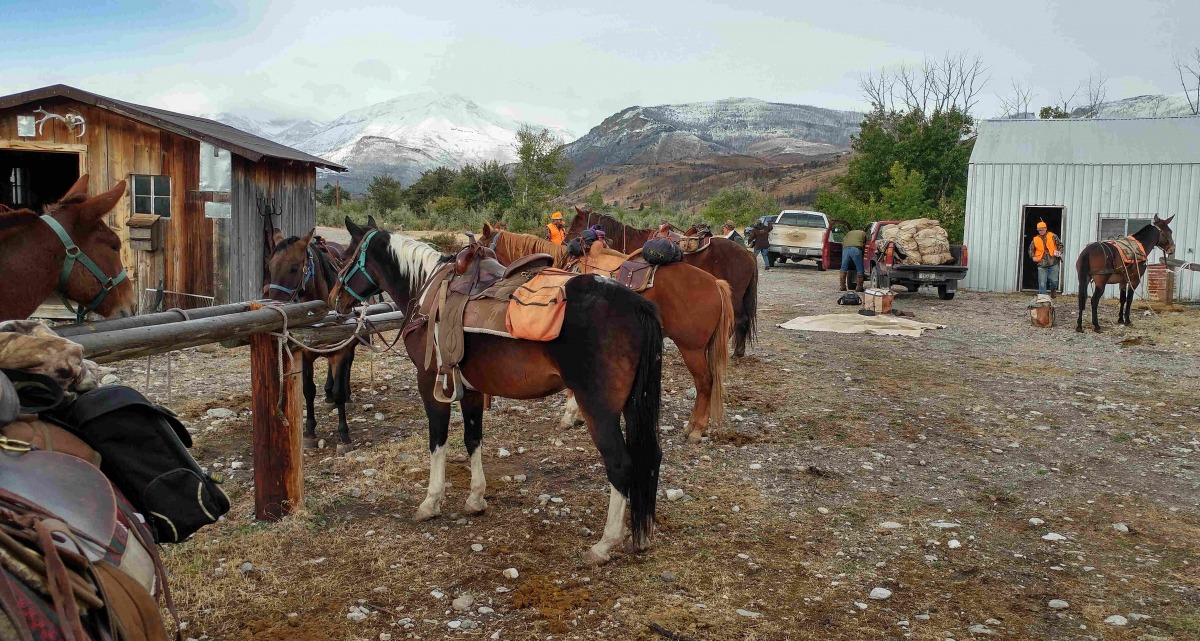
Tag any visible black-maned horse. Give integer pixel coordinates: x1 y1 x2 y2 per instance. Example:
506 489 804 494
1076 215 1175 333
264 227 361 451
328 217 664 563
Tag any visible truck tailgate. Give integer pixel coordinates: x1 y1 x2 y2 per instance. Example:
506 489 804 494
770 225 823 249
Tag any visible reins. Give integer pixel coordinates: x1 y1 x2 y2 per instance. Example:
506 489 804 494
38 215 127 322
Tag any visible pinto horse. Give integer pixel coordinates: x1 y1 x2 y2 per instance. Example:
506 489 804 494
328 221 663 563
567 207 759 357
1076 215 1175 333
265 226 362 451
0 175 137 321
481 222 733 443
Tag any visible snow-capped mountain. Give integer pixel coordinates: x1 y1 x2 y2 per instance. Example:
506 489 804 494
564 98 863 174
204 113 327 149
1094 93 1198 118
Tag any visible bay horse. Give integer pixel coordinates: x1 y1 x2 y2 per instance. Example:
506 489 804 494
0 175 137 322
264 226 361 452
480 222 733 443
328 221 663 563
567 207 758 357
1076 215 1175 333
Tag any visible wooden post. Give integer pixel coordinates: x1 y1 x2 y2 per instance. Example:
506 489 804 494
335 180 340 211
249 302 303 521
1165 252 1175 306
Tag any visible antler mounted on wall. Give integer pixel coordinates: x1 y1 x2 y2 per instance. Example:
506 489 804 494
32 106 86 138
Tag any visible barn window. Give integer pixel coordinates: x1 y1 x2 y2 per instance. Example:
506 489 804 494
1098 215 1153 240
8 168 28 206
132 174 172 218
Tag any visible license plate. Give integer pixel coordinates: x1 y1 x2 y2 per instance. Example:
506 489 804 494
919 272 936 280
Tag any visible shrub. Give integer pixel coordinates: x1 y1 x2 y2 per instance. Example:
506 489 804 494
425 232 464 255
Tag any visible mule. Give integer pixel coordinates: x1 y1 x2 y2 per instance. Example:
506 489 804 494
1076 215 1175 333
328 221 664 563
481 222 733 443
264 227 361 452
0 175 137 322
567 207 758 357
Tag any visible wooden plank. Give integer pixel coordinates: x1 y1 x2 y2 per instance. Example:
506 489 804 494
249 302 304 521
71 300 328 364
55 300 265 337
288 311 408 345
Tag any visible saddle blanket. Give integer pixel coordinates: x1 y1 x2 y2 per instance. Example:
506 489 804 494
1105 236 1146 264
676 236 711 254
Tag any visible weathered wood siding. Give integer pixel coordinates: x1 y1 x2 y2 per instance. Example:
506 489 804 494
0 97 317 307
228 156 317 302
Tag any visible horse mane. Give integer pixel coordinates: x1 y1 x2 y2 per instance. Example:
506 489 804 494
0 208 40 240
497 231 568 260
386 232 450 293
1130 221 1162 249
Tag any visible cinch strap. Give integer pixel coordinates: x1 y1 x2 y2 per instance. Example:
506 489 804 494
268 247 315 302
39 215 128 323
339 230 382 302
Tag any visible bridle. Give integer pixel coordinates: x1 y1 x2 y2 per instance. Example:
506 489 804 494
39 215 127 323
338 230 383 302
268 246 315 303
488 229 502 252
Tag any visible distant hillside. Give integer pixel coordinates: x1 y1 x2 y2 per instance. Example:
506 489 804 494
1094 93 1198 118
563 98 863 175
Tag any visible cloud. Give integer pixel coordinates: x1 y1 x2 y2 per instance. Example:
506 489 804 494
352 59 396 83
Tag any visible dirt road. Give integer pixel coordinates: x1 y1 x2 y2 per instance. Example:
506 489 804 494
116 262 1200 640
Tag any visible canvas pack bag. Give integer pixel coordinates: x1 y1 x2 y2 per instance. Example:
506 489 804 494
54 386 229 543
642 238 684 265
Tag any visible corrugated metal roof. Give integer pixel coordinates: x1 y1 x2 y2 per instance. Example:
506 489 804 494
0 84 346 171
971 116 1200 166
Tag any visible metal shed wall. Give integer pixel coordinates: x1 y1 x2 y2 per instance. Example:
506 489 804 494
963 161 1200 298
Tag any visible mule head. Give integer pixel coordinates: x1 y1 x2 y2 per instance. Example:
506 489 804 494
1153 214 1176 254
48 177 137 319
265 228 315 302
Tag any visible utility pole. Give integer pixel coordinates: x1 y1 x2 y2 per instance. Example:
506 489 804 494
336 180 340 211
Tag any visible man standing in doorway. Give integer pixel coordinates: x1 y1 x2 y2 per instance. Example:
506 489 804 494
840 225 867 292
546 211 566 245
1029 220 1062 297
748 218 774 270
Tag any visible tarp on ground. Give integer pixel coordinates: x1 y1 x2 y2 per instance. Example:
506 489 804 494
777 313 946 337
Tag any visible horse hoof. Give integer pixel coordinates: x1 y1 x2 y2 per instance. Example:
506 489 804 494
303 437 318 450
463 496 487 515
1076 327 1084 333
686 431 703 445
336 443 351 454
413 505 441 521
582 548 610 565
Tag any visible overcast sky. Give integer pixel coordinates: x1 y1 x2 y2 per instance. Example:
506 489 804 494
1 0 1196 133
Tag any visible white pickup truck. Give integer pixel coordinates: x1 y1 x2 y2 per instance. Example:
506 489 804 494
764 210 847 271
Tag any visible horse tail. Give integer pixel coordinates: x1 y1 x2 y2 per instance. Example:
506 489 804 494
735 262 759 354
1076 247 1091 321
707 280 733 429
624 295 663 550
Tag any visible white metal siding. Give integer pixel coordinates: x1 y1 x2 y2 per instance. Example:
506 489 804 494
964 162 1200 299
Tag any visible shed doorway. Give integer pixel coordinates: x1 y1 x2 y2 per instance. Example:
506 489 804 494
1019 206 1065 292
0 149 81 211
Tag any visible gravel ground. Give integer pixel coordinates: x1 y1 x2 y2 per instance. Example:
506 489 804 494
110 262 1200 640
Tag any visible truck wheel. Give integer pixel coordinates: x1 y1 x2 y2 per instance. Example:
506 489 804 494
906 284 920 292
777 256 788 264
815 259 825 271
768 252 780 267
872 265 889 289
937 285 955 300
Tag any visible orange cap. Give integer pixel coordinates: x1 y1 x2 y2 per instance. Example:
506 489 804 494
1036 221 1047 230
551 211 563 220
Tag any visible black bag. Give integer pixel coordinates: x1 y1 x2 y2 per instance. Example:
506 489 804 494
54 386 229 543
642 238 683 265
837 292 862 306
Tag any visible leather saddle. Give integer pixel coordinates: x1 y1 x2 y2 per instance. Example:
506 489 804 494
451 238 506 296
0 449 117 562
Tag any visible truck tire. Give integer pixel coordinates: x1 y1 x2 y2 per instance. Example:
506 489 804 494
906 284 920 292
768 251 780 267
814 258 825 271
871 265 890 289
777 256 788 264
937 285 954 300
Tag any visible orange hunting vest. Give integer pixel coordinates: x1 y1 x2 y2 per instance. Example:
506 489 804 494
1032 233 1058 261
547 223 565 245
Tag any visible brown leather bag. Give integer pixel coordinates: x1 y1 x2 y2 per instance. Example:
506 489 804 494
93 561 169 641
2 419 102 467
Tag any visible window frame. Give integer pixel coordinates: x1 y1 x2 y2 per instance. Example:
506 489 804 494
8 167 28 206
130 174 172 218
1097 214 1154 241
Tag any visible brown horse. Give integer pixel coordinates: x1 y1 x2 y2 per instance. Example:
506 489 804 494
1076 216 1175 333
568 207 759 357
328 226 663 563
0 175 136 322
265 226 362 452
481 222 733 443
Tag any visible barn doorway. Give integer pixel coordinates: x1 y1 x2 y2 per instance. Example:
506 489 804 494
1019 205 1065 292
0 149 81 211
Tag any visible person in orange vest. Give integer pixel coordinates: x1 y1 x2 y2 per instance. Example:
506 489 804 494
1029 220 1062 297
545 211 566 245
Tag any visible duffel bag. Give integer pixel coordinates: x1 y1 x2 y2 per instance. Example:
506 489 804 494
53 386 229 543
642 238 683 265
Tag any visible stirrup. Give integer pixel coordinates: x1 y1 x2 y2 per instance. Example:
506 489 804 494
433 366 465 403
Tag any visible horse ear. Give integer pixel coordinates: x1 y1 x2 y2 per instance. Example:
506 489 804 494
482 221 493 237
61 174 91 204
74 180 125 226
300 227 315 246
366 215 379 229
272 229 286 245
1162 214 1175 225
346 216 364 239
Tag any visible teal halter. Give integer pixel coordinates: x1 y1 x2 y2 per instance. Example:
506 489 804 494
39 215 128 323
338 230 382 302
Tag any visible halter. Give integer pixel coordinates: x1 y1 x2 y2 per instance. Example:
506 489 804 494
267 246 315 302
39 215 128 323
338 230 383 302
488 229 502 252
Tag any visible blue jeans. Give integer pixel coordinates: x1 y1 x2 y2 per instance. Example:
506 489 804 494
754 248 771 268
841 246 864 274
1038 265 1059 294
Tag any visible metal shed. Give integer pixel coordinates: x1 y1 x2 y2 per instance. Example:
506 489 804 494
963 116 1199 299
0 84 346 309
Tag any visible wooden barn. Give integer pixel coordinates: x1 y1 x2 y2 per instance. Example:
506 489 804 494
0 84 345 311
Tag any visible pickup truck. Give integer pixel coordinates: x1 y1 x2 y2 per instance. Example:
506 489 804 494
865 220 968 300
761 210 849 271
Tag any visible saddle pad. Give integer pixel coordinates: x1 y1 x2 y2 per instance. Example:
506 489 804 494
616 261 658 292
506 269 575 341
677 236 711 254
463 298 512 337
1105 236 1146 264
0 450 116 562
